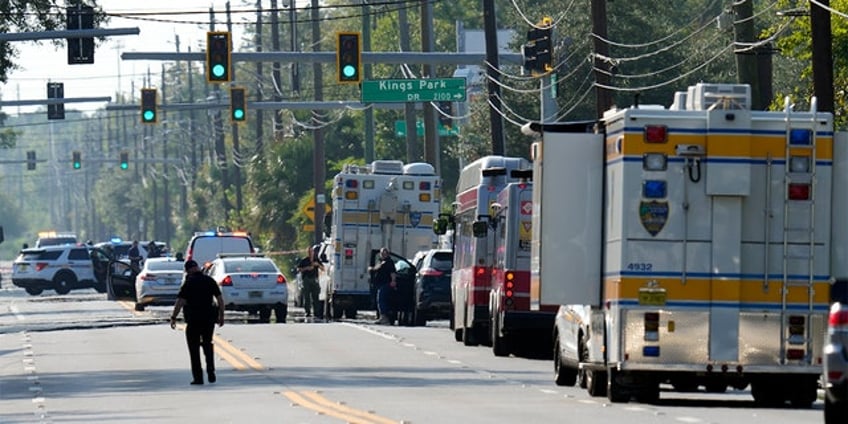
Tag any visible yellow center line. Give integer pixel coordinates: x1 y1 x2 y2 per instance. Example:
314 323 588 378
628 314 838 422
213 335 265 371
283 391 399 424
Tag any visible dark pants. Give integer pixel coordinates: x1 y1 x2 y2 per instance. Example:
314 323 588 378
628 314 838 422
377 284 395 322
302 277 320 316
185 321 215 382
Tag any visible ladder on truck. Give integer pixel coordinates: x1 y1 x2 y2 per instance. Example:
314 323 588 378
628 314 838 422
780 96 818 364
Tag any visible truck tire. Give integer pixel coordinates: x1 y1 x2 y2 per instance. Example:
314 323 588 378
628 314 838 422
492 314 510 357
788 376 817 408
586 369 606 397
607 369 630 403
462 307 478 346
553 335 577 386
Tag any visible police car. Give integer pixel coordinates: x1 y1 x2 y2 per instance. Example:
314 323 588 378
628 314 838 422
11 244 113 295
204 254 287 323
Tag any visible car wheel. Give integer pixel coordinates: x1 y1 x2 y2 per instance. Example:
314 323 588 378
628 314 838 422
274 304 288 323
93 283 107 294
607 368 630 403
553 334 577 386
586 369 607 397
25 287 43 296
53 271 76 295
825 395 848 424
134 303 145 311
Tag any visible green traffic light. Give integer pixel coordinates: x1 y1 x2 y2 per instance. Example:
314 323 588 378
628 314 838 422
342 65 357 78
120 162 128 170
73 162 81 169
233 109 245 120
212 64 226 78
143 110 155 121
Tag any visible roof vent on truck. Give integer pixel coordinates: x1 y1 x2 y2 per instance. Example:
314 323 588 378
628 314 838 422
402 162 435 176
370 160 404 175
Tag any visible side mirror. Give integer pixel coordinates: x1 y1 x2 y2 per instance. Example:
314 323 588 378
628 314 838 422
433 217 448 235
472 220 489 238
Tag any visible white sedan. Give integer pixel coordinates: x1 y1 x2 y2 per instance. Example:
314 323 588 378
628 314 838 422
134 257 185 311
205 254 288 323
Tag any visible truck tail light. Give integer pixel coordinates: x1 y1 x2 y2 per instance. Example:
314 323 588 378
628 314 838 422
788 183 810 200
644 125 668 143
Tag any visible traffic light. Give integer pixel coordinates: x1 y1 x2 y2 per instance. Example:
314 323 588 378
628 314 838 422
336 32 361 84
119 151 129 170
230 87 247 123
206 31 232 83
523 18 553 75
72 151 81 169
140 88 157 124
26 150 36 171
47 82 65 120
66 5 94 64
439 101 453 129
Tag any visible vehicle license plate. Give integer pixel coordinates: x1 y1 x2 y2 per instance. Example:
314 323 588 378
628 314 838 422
638 289 667 306
248 291 263 299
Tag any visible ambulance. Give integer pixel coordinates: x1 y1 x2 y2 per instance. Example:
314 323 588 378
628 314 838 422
323 160 441 320
440 156 530 346
529 83 845 405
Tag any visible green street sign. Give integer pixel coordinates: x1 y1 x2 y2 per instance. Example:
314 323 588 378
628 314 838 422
362 78 467 103
395 120 459 137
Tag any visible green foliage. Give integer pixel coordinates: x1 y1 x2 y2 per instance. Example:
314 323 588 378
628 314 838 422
0 1 109 83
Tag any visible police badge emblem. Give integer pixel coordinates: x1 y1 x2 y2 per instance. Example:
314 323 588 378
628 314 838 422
639 201 669 236
409 211 422 228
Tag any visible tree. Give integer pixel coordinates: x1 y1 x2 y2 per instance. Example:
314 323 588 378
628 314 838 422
0 1 108 83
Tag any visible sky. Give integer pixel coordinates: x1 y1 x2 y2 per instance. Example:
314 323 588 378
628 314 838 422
1 1 253 115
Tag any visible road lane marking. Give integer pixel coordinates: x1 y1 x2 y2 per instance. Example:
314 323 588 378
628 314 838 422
283 390 399 424
213 335 265 371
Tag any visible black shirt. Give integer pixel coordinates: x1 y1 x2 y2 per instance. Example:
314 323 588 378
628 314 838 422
178 272 222 324
372 257 396 287
298 256 319 279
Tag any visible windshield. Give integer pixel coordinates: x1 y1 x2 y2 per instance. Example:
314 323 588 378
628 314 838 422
223 259 278 273
146 260 185 272
190 236 253 264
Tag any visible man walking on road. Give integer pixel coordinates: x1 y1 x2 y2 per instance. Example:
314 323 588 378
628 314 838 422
170 259 225 385
297 246 323 318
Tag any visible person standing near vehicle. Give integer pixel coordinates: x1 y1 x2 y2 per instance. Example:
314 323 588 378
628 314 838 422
367 247 397 325
127 240 143 270
146 241 161 259
170 259 225 385
297 246 323 318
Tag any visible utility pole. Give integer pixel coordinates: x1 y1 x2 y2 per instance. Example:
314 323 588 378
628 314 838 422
482 0 505 155
227 2 244 213
312 0 326 244
271 0 284 139
591 0 612 118
255 0 265 157
421 0 438 170
811 0 834 114
362 0 374 163
733 0 763 109
398 7 419 163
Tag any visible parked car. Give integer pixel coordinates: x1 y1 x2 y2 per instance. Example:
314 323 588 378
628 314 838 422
134 257 185 311
825 279 848 423
410 249 453 326
12 244 112 295
185 230 255 267
205 254 287 323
